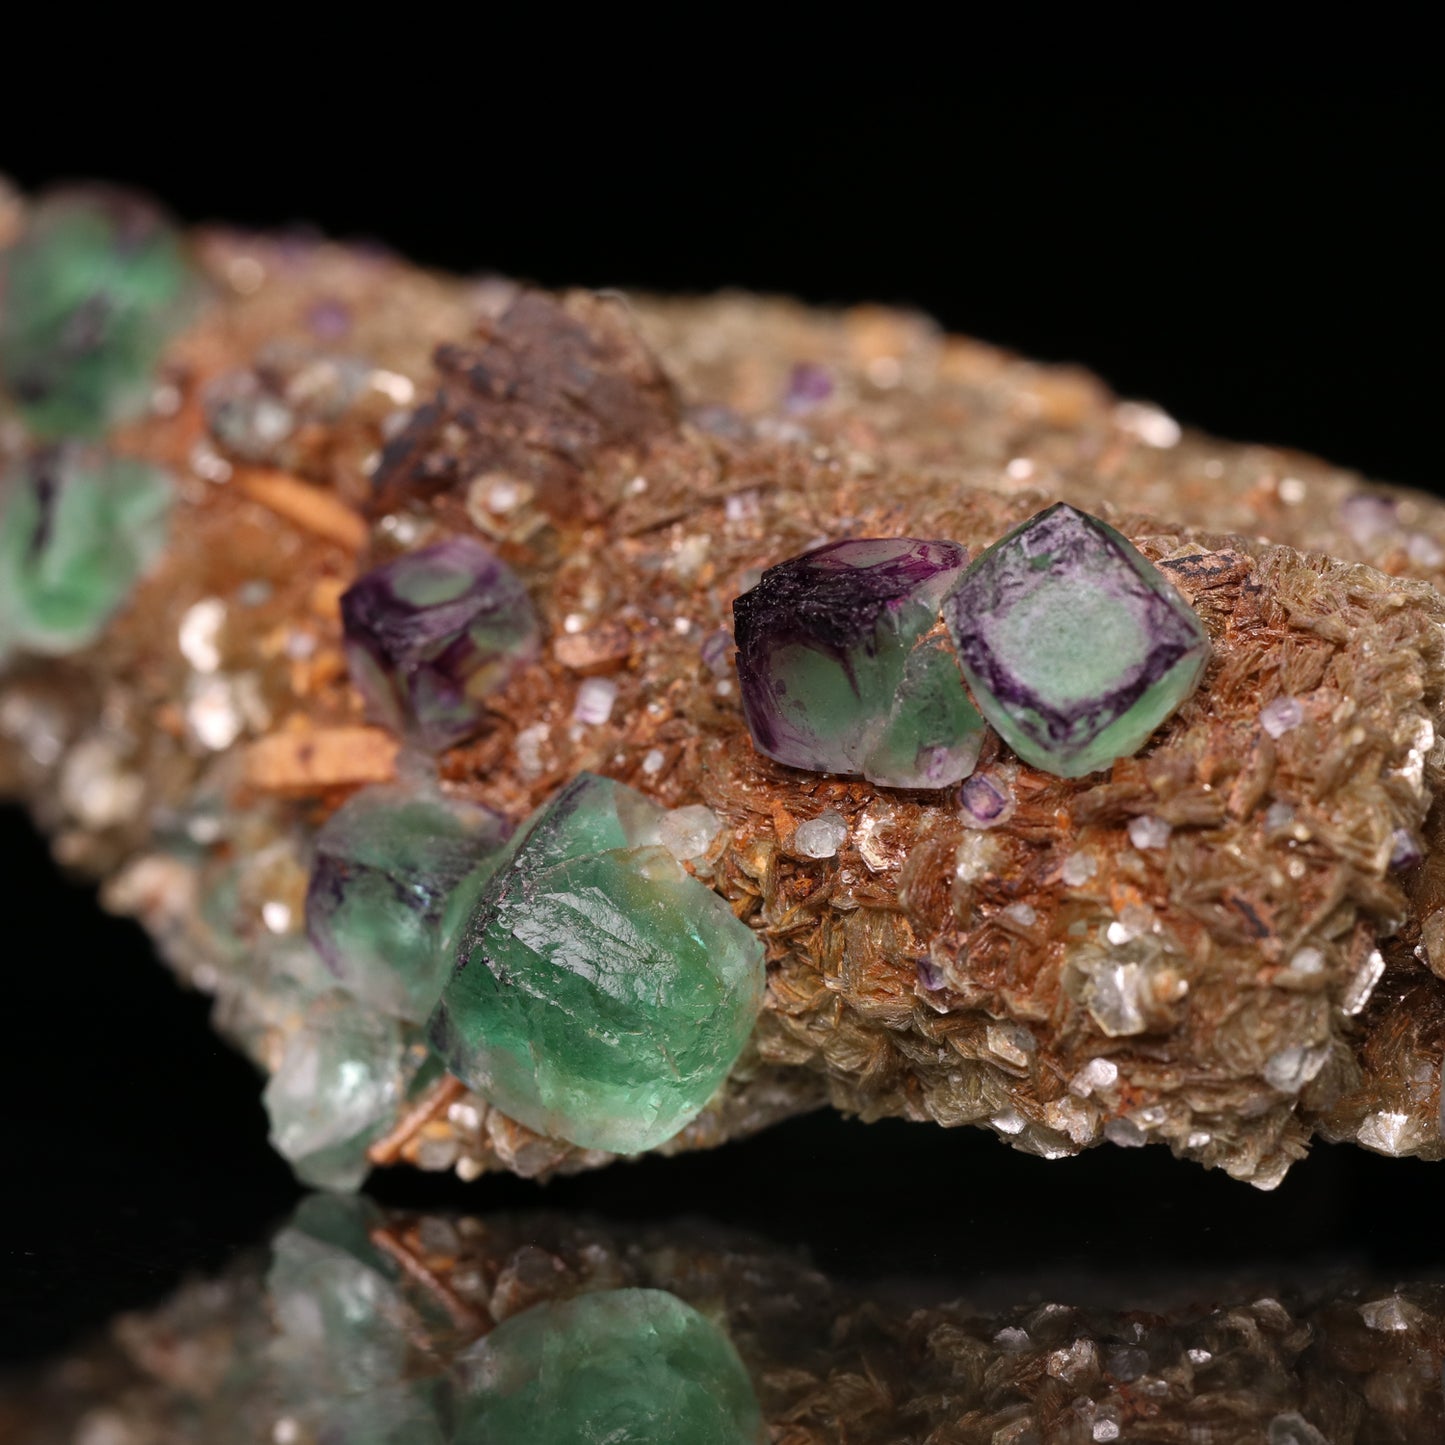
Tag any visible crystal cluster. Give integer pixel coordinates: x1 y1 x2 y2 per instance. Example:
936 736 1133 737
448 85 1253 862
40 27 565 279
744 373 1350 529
0 449 171 658
429 773 767 1153
0 189 194 439
306 784 509 1023
733 537 985 788
944 503 1210 777
341 536 541 750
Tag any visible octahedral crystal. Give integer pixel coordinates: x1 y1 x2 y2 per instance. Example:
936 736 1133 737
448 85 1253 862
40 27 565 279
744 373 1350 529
455 1289 764 1444
734 537 986 788
429 773 766 1154
306 784 510 1022
341 536 540 751
944 503 1210 777
0 448 171 659
0 190 194 439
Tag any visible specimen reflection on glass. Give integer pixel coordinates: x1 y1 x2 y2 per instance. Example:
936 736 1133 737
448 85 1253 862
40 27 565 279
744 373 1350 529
3 177 1444 1195
4 1198 1441 1443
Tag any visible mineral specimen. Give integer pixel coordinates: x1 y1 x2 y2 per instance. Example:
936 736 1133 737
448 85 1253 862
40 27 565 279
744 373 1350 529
341 536 540 750
6 1199 1442 1444
733 537 986 788
3 179 1445 1192
306 783 509 1022
943 502 1210 777
0 189 194 439
0 449 171 658
429 773 767 1153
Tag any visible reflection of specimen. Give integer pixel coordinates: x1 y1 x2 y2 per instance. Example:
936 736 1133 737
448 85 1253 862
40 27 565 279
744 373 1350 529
3 178 1445 1192
4 1198 1442 1443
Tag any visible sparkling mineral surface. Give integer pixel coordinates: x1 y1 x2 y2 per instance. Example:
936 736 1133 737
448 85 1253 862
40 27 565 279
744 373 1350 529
0 449 171 659
341 536 540 751
734 537 985 788
4 180 1445 1192
0 189 194 439
6 1199 1442 1444
454 1289 764 1444
306 782 510 1022
944 503 1210 777
429 773 767 1153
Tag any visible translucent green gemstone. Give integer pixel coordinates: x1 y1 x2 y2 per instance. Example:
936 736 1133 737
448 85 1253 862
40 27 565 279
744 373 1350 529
428 773 766 1153
0 450 172 658
943 504 1210 777
454 1288 764 1445
262 993 437 1189
0 191 196 438
305 784 510 1022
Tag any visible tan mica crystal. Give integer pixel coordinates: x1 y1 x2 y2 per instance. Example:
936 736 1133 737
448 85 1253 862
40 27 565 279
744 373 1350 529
3 183 1444 1189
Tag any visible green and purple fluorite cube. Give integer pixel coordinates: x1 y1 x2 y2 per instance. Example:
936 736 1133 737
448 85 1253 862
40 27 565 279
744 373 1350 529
944 503 1209 777
341 536 540 751
733 538 985 789
428 773 766 1154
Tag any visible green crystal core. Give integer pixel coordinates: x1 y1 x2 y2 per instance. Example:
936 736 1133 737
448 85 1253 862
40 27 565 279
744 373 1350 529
0 191 196 438
0 451 172 658
429 773 766 1153
454 1288 764 1444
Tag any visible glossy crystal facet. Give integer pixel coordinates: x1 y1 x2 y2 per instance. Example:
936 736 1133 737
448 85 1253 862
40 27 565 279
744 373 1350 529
341 536 540 751
428 773 766 1153
306 784 510 1022
0 449 171 658
0 189 195 438
943 504 1210 777
733 537 985 788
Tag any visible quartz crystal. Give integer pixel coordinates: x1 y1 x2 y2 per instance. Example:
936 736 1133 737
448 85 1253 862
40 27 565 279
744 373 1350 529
0 449 171 658
733 537 986 788
944 503 1209 777
306 784 509 1022
0 190 194 438
454 1288 764 1445
341 536 540 750
429 772 766 1153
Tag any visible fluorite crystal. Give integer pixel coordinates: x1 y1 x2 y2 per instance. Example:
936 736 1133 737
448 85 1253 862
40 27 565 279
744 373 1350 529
0 190 195 439
944 503 1210 777
341 536 540 751
428 772 766 1153
0 449 171 658
306 784 509 1022
262 992 434 1189
455 1288 764 1444
733 537 986 788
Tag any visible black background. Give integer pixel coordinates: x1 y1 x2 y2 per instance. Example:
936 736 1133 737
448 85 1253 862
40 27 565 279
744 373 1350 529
2 62 1443 1365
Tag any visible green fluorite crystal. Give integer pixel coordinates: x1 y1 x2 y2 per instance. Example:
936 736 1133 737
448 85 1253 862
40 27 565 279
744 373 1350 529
0 449 172 658
454 1288 764 1444
0 190 195 438
428 773 766 1154
944 504 1210 777
305 784 510 1022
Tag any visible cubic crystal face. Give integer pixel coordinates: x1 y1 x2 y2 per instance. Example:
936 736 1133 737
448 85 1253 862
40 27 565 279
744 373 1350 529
428 773 766 1153
733 538 986 788
0 190 195 439
341 536 540 751
306 784 510 1023
0 450 171 658
943 504 1209 777
454 1288 764 1445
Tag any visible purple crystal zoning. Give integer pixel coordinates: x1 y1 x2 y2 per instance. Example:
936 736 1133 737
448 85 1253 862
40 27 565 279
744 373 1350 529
943 504 1210 778
1390 828 1424 872
733 538 986 789
341 536 540 750
959 773 1009 824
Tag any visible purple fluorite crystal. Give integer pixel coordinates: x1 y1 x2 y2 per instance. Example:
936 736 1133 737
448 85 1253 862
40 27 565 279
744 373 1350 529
733 538 986 788
341 536 540 750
